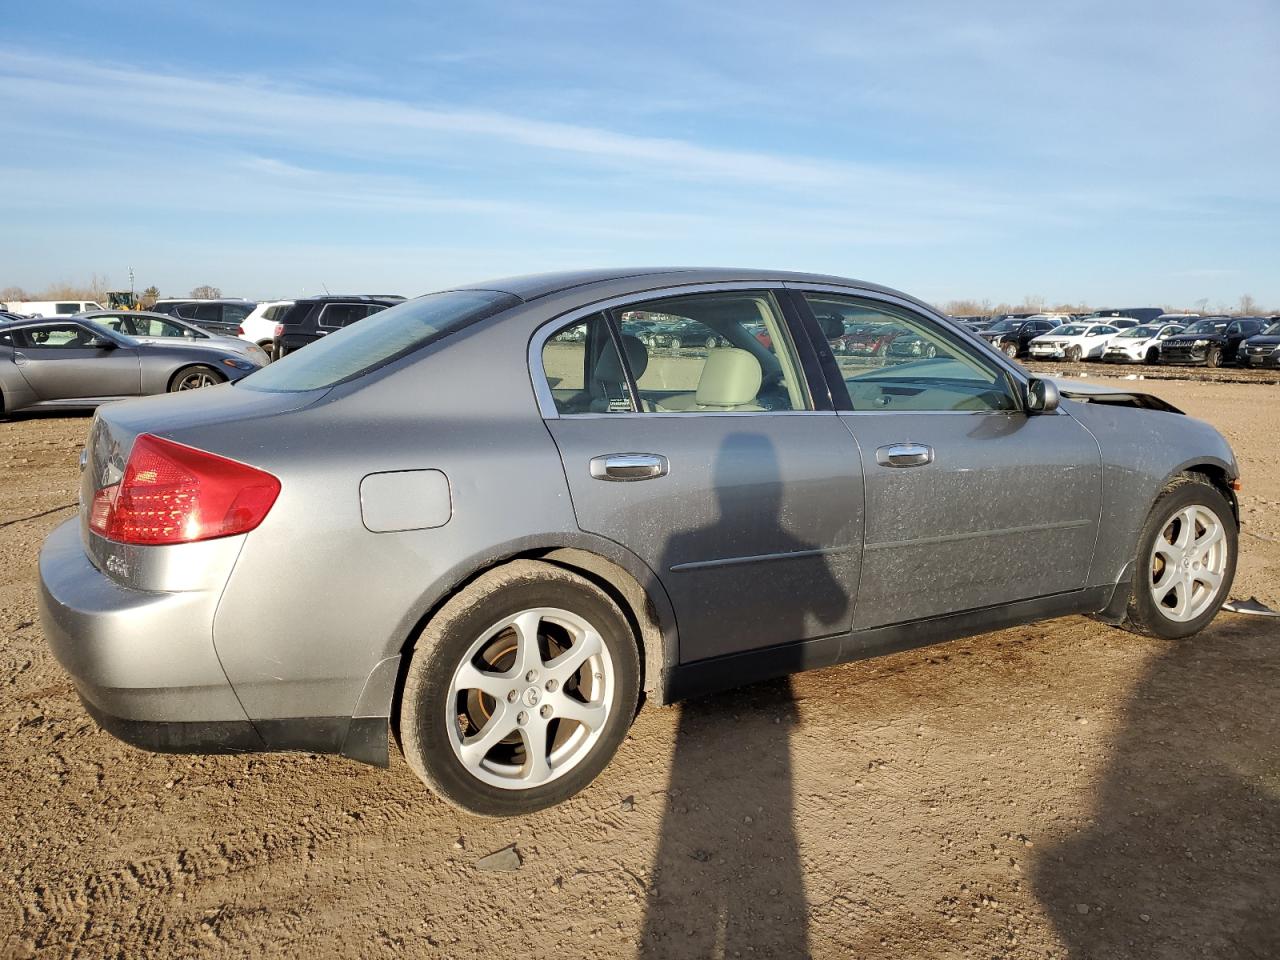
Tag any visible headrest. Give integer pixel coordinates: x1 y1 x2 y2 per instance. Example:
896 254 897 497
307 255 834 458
814 312 845 340
695 348 763 407
595 333 648 384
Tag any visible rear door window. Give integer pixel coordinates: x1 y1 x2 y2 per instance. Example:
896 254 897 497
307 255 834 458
318 304 372 329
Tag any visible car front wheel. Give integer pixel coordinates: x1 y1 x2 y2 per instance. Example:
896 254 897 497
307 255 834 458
1066 345 1083 362
1001 341 1019 358
399 560 641 816
1119 474 1236 639
169 365 225 391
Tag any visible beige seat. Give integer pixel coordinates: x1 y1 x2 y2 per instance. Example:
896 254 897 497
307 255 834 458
658 348 764 411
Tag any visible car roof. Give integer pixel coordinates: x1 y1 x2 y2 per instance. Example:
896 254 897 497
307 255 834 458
293 294 406 304
448 267 902 303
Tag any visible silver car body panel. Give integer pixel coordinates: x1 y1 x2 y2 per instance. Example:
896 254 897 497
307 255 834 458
37 268 1241 767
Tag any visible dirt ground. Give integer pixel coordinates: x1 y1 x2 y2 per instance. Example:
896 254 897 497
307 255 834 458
2 378 1278 960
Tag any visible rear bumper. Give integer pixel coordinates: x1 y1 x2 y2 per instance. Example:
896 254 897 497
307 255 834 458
39 518 250 725
38 518 390 765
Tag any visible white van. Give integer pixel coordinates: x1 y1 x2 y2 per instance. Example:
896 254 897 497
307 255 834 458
2 300 105 317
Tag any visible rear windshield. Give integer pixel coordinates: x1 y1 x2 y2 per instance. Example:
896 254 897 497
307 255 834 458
240 290 519 391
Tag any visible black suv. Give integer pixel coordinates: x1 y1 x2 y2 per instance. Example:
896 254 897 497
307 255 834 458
978 316 1059 358
151 299 257 337
271 295 404 360
1160 317 1266 367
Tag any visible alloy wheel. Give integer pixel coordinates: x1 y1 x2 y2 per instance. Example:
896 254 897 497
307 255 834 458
446 607 614 790
1149 504 1228 622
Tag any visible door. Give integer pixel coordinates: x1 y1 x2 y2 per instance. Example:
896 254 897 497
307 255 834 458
11 323 141 400
537 288 865 664
793 290 1102 631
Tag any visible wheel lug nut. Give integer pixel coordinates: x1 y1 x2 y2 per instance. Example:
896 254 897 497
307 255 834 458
545 679 558 692
506 690 519 703
525 670 538 683
540 704 552 719
517 711 528 726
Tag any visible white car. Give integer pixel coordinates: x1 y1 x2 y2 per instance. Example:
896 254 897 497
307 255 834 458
240 300 295 355
1028 322 1122 361
1101 322 1188 364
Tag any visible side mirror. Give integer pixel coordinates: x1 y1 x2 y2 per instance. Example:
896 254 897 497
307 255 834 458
87 337 117 350
1026 377 1059 413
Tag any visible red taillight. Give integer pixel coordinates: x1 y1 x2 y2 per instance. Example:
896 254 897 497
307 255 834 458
89 434 280 545
237 325 246 336
273 323 284 337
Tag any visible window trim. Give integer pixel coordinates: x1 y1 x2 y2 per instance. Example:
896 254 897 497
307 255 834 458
785 283 1029 415
528 281 834 420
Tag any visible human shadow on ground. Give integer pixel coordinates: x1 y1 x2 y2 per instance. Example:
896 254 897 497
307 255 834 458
638 433 852 959
1034 616 1280 958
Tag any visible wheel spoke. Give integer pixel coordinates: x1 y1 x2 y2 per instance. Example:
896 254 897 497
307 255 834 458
1173 508 1196 549
453 661 511 700
511 610 545 676
555 696 607 732
1196 568 1223 591
1168 581 1190 619
1152 562 1178 593
520 720 551 783
545 628 602 682
1192 523 1223 557
459 705 516 769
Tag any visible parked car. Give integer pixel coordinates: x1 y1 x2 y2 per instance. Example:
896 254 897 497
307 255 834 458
1160 317 1266 367
271 295 404 360
151 299 257 338
1239 321 1280 368
1101 322 1188 364
1088 307 1165 324
84 311 269 365
1028 322 1122 361
0 316 261 414
240 300 295 356
978 315 1060 358
39 268 1241 816
1 300 105 317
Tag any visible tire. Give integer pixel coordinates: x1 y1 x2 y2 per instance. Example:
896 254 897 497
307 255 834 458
705 336 718 350
1145 347 1160 365
1066 345 1083 362
257 340 274 360
924 344 937 359
1001 341 1019 359
168 365 225 392
1205 346 1222 368
670 338 681 351
1115 474 1237 640
399 560 642 816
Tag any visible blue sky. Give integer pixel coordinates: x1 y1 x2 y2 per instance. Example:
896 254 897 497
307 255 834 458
2 0 1277 307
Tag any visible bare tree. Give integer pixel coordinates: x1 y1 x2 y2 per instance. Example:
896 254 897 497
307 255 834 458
190 285 222 299
1194 298 1210 315
1238 294 1259 316
1022 294 1046 313
0 285 29 304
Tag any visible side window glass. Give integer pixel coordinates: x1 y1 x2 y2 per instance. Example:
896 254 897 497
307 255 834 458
613 291 809 412
803 294 1017 413
24 324 91 348
189 304 221 323
541 313 630 415
319 304 368 328
222 304 251 323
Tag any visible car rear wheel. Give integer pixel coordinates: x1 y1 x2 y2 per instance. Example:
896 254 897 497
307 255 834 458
399 560 641 816
168 365 225 391
1118 475 1236 639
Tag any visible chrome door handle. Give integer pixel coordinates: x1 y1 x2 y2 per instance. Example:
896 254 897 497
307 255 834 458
875 443 934 468
589 453 669 482
13 351 28 365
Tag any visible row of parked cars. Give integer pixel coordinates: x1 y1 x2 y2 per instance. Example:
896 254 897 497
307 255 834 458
959 311 1280 368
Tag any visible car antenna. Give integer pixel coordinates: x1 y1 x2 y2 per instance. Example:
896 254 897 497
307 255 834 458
321 282 331 295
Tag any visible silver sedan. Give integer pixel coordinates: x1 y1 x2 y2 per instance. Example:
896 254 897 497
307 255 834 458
38 268 1240 816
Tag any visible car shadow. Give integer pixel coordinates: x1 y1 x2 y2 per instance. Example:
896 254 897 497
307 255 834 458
1033 616 1280 957
638 433 851 959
